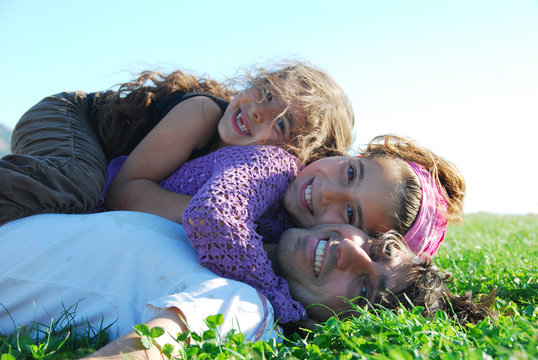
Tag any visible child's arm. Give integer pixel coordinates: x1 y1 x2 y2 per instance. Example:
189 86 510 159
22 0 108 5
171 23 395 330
182 146 305 323
105 96 223 223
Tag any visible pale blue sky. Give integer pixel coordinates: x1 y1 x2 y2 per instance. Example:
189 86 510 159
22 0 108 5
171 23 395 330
1 0 537 214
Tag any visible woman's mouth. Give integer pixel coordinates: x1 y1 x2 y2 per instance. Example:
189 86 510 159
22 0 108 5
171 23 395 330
314 239 327 277
302 180 314 214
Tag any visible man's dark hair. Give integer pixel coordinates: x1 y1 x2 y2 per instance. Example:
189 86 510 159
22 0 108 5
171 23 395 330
372 231 496 325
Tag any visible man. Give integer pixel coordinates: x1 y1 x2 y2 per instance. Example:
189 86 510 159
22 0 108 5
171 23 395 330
0 211 492 359
1 211 277 344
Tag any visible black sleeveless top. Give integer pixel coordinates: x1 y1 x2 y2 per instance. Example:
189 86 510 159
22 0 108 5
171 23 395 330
152 92 229 126
90 91 229 159
151 92 229 160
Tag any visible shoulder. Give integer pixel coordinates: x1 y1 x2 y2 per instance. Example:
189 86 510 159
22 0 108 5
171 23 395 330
208 145 298 167
203 146 300 180
159 95 224 145
252 145 297 159
249 146 301 170
145 277 280 342
168 95 223 118
212 145 297 159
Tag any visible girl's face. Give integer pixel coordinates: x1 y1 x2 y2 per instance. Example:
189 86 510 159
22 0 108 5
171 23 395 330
284 156 403 235
218 86 302 146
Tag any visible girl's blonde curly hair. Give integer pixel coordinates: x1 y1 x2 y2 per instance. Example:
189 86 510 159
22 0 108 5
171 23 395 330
244 60 355 163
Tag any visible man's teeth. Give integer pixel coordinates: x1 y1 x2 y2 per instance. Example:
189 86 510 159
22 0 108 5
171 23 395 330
314 240 327 277
305 183 313 213
236 112 249 134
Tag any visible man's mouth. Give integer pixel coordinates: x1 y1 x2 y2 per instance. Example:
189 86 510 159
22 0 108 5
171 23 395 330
314 240 327 277
235 111 250 135
304 182 313 214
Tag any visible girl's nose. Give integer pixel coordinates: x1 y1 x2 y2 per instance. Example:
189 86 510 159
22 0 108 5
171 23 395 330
251 103 266 124
336 238 372 273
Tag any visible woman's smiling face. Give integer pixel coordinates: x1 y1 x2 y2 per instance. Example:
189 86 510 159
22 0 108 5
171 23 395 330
283 156 404 235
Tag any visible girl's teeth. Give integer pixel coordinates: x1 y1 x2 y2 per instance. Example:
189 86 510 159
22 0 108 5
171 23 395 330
305 183 313 213
236 113 249 134
314 240 327 277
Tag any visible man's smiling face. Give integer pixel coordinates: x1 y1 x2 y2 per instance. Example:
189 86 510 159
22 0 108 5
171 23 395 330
275 224 412 321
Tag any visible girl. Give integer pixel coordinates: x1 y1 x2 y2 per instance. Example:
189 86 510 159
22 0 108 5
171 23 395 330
111 134 464 323
0 60 354 225
103 62 354 221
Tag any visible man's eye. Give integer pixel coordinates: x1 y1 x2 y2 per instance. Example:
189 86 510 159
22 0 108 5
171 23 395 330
369 248 380 261
347 206 354 224
347 166 355 183
383 245 392 257
360 283 368 298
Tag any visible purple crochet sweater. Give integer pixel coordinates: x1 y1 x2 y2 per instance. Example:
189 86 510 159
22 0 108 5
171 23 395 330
159 145 305 323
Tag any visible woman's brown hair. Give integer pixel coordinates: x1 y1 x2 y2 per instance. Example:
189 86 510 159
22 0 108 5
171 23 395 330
360 134 466 236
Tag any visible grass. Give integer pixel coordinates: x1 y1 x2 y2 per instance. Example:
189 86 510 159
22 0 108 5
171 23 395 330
1 213 536 359
0 304 110 359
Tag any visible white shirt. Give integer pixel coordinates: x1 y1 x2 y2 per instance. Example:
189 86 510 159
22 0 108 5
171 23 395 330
0 211 279 342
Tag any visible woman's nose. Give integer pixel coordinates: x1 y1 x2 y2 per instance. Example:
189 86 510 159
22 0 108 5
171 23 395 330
320 181 347 206
336 238 372 273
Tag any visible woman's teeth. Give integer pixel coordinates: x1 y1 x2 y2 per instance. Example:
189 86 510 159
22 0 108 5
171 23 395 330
305 183 313 213
236 112 250 135
314 240 327 277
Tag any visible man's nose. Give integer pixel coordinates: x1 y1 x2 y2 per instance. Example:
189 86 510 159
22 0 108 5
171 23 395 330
336 238 372 273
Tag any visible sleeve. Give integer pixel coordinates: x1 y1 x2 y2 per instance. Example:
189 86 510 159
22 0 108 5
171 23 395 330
143 277 281 343
182 146 306 323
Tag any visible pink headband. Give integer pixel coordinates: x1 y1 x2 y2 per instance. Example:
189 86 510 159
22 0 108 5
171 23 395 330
403 162 448 257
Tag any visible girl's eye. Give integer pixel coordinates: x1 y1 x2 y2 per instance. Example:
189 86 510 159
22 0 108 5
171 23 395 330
347 166 355 183
347 206 355 224
264 89 273 101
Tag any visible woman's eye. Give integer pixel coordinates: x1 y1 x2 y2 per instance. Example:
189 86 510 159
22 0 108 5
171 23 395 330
347 206 354 224
347 166 355 183
276 118 285 132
